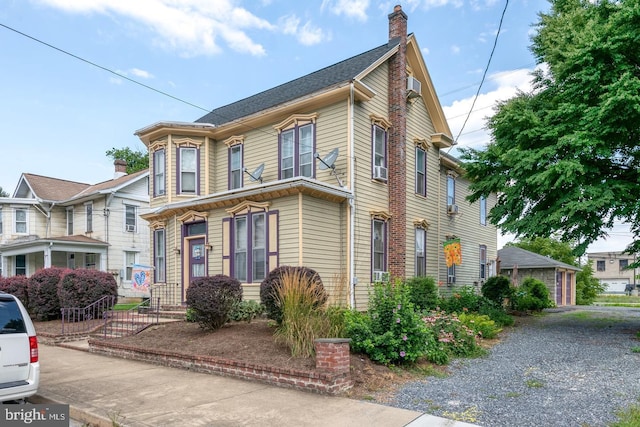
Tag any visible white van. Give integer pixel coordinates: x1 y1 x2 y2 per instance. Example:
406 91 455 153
0 292 40 403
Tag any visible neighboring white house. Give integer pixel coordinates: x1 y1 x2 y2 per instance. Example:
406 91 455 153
587 251 638 294
0 160 151 298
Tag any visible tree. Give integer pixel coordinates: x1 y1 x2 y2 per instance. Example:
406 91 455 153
575 262 606 305
508 237 577 266
105 147 148 174
0 186 9 197
461 0 640 257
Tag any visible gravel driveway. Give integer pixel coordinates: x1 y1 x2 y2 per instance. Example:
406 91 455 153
389 306 640 427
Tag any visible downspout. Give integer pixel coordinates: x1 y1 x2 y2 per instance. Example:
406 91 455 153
349 81 356 309
104 192 115 271
438 153 442 285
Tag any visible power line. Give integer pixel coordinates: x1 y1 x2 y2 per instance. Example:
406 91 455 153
451 0 510 147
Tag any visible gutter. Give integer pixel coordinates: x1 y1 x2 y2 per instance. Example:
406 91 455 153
349 81 356 309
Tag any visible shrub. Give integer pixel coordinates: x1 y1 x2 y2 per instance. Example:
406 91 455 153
260 266 326 324
28 267 69 321
439 286 485 314
186 275 243 330
405 276 439 312
511 277 554 312
458 312 502 339
273 268 338 357
423 310 483 364
344 281 433 365
478 302 515 327
58 270 118 316
228 300 264 323
481 275 513 306
0 276 30 308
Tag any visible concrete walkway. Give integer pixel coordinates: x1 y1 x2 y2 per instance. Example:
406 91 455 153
33 343 478 427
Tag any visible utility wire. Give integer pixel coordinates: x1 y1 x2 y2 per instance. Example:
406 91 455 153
451 0 510 148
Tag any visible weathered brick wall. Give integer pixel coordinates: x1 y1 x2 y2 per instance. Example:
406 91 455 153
88 339 353 395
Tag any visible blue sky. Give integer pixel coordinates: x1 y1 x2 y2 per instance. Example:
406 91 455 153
0 0 631 252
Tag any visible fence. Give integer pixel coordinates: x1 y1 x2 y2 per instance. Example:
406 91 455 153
61 295 117 335
150 283 183 308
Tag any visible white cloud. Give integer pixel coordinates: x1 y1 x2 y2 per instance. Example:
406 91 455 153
278 14 330 45
320 0 370 21
130 68 153 79
451 45 461 55
35 0 275 56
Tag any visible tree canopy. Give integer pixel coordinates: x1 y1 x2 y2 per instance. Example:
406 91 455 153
0 186 9 197
461 0 640 256
508 237 578 266
105 147 149 174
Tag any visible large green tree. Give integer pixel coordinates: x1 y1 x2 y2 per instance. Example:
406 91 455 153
461 0 640 256
105 147 149 174
0 186 9 197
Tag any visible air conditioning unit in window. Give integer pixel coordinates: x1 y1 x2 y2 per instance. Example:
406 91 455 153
447 275 456 285
407 76 422 98
373 271 390 283
125 224 136 232
447 204 459 215
373 165 388 182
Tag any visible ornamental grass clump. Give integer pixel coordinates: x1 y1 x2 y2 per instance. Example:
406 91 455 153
273 268 338 358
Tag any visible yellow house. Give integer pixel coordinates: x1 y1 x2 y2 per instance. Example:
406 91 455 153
135 6 498 309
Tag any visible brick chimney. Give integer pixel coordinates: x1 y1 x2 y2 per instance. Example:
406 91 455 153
388 5 408 280
114 159 127 179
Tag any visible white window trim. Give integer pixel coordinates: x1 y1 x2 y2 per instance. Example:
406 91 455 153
14 207 28 234
124 202 139 233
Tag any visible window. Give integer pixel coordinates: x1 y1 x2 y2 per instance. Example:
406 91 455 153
233 212 266 283
0 207 3 235
415 228 426 276
125 251 138 281
154 229 166 282
15 255 26 276
67 253 75 269
66 207 74 235
596 260 606 272
229 144 243 190
85 253 96 270
372 219 387 275
480 196 487 226
125 205 137 232
372 125 387 175
179 147 198 194
447 264 456 284
15 208 27 233
479 245 487 280
415 147 426 196
154 149 166 196
447 174 456 206
620 259 629 270
279 123 314 179
85 203 93 233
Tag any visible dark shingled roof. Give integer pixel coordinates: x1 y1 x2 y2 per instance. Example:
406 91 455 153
195 39 400 125
498 246 580 271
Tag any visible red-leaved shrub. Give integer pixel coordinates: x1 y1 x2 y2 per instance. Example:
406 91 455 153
28 267 70 321
58 270 118 314
0 275 29 308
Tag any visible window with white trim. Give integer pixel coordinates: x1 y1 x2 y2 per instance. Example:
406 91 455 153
447 264 456 284
279 123 314 179
480 196 487 226
447 174 456 206
233 212 266 283
372 125 387 176
85 253 96 270
154 149 166 196
66 207 74 235
0 207 3 235
154 229 166 282
125 205 137 233
415 227 426 276
15 255 26 276
372 218 387 276
179 147 198 194
229 144 243 190
479 244 487 280
125 251 138 281
85 202 93 233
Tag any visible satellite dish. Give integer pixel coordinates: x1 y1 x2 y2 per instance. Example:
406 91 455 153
244 163 264 183
315 148 339 170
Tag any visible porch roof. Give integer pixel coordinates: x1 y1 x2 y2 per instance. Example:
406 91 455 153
0 235 109 257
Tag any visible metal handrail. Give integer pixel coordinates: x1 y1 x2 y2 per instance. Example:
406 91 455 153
61 295 117 335
102 297 161 338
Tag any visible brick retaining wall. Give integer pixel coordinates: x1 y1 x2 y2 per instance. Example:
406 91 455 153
88 339 353 395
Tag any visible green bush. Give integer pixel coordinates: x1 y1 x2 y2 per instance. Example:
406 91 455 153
458 312 502 339
511 277 554 312
439 286 486 314
405 276 439 312
478 303 515 327
228 300 264 323
481 275 512 306
186 275 243 330
422 310 483 364
260 266 326 324
344 281 433 365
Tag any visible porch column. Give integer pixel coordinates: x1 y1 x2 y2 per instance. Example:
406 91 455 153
43 245 52 268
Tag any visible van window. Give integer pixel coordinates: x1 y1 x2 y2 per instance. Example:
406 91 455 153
0 297 26 333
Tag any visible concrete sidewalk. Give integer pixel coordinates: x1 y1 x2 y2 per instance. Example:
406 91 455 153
33 343 477 427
